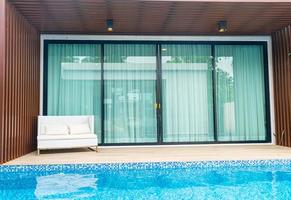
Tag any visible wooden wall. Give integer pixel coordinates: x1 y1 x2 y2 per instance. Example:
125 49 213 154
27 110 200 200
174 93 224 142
0 0 5 164
272 25 291 147
0 1 40 164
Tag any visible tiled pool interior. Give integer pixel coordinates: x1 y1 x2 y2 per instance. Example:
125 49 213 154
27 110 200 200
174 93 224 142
1 159 291 199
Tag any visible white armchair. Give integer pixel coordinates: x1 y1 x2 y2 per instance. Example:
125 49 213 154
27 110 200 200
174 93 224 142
37 115 98 154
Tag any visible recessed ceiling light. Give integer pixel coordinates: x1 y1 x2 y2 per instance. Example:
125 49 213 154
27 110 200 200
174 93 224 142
218 20 227 33
107 19 113 32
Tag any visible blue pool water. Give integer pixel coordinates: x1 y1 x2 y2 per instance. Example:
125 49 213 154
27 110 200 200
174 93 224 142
0 160 291 200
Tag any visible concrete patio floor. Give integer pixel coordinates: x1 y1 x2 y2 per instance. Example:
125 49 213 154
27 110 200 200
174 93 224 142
3 144 291 165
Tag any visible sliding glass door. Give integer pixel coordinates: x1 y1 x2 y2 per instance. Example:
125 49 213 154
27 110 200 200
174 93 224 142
46 43 102 141
215 45 267 141
161 44 214 142
103 44 158 143
45 41 270 145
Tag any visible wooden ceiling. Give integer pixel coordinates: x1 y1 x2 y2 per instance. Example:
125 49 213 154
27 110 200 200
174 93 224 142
7 0 291 35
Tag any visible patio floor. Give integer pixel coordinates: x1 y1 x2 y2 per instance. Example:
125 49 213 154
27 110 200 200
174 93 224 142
3 144 291 165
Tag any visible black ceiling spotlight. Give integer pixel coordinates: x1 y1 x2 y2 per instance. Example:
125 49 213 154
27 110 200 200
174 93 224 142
107 19 113 32
218 20 227 33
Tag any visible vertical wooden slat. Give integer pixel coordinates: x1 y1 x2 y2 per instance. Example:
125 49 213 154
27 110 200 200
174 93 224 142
15 8 20 158
5 2 11 161
278 29 285 146
11 5 16 160
20 16 24 156
15 8 19 158
0 1 40 164
278 30 285 145
8 1 13 161
288 26 291 147
3 2 7 162
272 33 281 145
272 24 291 147
24 23 28 153
0 0 6 164
5 1 10 161
287 26 291 147
279 31 288 145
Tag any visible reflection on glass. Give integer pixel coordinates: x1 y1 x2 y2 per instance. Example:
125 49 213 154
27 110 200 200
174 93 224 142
46 43 268 144
215 45 266 141
47 44 102 142
104 44 157 143
161 44 214 142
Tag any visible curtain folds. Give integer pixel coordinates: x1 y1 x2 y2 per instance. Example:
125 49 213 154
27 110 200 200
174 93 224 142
47 44 102 141
46 43 268 144
215 45 266 141
161 44 214 142
104 44 157 143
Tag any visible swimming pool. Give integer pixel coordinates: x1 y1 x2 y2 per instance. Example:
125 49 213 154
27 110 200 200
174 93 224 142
0 160 291 200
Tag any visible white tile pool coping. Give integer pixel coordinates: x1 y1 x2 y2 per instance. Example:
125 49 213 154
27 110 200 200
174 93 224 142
1 159 291 173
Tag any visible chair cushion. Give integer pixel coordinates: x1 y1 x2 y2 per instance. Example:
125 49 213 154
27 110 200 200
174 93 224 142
38 134 97 140
69 123 91 135
45 125 69 135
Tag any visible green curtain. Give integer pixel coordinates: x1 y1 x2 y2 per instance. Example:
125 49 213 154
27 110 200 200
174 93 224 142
47 44 102 142
161 44 214 142
215 45 266 141
46 42 268 144
104 44 157 143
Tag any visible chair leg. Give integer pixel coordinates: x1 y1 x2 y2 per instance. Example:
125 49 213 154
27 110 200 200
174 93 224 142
96 146 98 152
37 149 40 155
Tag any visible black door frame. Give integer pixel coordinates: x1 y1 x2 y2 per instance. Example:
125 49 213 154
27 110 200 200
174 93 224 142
43 40 271 145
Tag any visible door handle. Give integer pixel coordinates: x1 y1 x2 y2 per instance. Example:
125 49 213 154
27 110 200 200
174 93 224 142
155 103 161 109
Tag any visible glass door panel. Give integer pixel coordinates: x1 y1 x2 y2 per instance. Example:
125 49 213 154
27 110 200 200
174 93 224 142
45 42 269 145
46 43 102 142
215 45 266 141
161 44 214 142
104 44 158 143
